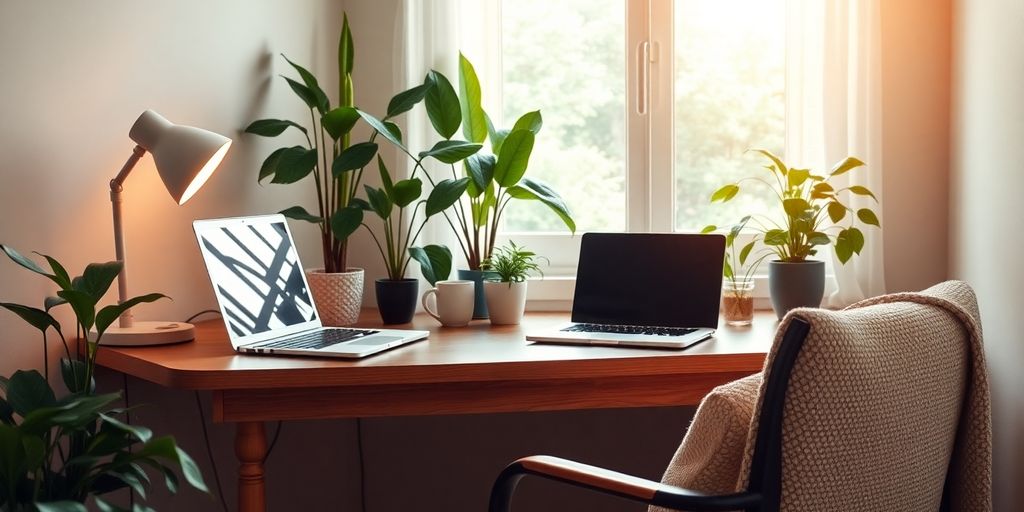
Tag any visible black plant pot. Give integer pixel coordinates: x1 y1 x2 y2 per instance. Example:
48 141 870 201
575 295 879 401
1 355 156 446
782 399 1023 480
768 260 825 319
375 278 418 325
457 269 499 319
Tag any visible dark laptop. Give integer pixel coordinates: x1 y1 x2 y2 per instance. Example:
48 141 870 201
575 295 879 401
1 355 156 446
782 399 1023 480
526 233 725 349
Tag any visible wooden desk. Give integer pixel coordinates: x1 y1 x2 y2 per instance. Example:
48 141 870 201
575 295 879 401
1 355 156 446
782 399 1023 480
95 311 777 512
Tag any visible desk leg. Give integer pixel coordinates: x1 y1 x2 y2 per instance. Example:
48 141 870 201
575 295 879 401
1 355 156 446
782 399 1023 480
235 421 267 512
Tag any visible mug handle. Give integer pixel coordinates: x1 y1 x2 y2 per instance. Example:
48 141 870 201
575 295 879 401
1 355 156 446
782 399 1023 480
421 288 441 323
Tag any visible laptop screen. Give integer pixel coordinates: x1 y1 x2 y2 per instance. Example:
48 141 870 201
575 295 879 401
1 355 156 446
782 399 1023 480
194 216 318 339
570 233 725 328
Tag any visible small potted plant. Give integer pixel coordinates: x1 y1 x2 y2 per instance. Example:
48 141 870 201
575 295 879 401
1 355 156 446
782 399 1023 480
245 15 368 326
0 246 207 509
702 217 771 326
481 242 545 325
708 149 880 318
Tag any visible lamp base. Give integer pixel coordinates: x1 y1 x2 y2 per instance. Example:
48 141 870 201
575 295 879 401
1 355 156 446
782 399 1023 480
99 321 195 346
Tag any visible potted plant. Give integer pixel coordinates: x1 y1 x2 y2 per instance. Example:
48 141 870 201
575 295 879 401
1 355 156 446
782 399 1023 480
702 217 771 326
245 15 368 326
707 149 880 318
367 54 576 319
481 242 545 325
360 156 462 324
0 246 207 510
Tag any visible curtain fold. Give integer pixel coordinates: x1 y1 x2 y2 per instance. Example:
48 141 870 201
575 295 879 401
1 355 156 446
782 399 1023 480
785 0 886 306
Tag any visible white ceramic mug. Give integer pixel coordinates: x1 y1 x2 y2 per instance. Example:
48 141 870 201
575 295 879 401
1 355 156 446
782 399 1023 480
421 280 475 327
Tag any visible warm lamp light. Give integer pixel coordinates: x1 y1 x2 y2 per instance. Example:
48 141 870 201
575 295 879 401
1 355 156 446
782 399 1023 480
103 110 231 346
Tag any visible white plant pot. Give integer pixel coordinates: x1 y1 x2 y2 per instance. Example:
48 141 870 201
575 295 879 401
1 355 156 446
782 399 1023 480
305 267 364 326
483 281 527 325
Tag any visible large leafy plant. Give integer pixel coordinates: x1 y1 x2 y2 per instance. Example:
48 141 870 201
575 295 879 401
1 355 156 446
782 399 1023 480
245 15 367 274
364 54 576 270
482 242 546 284
0 246 207 510
703 150 880 265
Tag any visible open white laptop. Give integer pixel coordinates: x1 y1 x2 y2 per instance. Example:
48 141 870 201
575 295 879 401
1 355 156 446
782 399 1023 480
526 233 725 349
193 214 428 359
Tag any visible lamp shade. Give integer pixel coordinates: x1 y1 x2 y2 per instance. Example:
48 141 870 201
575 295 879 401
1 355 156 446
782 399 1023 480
128 110 231 204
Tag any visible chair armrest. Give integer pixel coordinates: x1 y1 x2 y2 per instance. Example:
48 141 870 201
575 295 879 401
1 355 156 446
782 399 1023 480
488 455 761 512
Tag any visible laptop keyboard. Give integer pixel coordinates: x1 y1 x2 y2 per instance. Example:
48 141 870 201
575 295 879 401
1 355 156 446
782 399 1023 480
255 328 380 350
562 323 697 337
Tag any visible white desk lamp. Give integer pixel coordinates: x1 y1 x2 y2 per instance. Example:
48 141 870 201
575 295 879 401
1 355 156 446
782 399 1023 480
103 110 231 346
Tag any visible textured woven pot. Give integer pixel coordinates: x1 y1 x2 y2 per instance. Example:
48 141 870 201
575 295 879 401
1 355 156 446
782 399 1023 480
305 268 364 326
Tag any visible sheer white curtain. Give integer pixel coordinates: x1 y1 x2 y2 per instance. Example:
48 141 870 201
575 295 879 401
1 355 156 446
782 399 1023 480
785 0 886 306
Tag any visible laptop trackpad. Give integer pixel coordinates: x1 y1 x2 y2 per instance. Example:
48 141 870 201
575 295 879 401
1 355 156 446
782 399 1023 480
348 335 402 346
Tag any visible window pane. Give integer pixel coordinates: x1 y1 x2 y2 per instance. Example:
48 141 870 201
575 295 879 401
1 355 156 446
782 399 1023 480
673 0 786 231
500 0 626 232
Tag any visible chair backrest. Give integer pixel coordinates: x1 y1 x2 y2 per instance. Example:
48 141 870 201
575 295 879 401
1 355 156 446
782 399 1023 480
742 288 978 511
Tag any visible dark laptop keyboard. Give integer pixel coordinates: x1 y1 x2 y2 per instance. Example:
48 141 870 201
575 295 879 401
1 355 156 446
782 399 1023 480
256 328 380 350
562 323 698 337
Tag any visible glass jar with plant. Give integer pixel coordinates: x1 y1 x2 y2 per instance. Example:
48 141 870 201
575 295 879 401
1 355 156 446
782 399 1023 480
244 15 370 326
702 218 771 326
359 156 464 324
361 54 576 319
480 242 546 326
0 246 207 510
704 149 880 318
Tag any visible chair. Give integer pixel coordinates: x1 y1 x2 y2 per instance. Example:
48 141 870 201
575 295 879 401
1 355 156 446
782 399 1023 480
489 281 991 511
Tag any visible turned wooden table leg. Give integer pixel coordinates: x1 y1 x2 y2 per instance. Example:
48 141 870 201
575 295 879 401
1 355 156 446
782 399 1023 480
236 421 267 512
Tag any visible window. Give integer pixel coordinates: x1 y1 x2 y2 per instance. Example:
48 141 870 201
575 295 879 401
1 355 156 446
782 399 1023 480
480 0 788 291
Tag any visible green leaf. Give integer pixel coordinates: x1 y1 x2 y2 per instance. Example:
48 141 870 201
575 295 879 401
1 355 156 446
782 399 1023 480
175 445 208 493
95 293 169 339
99 412 152 443
846 227 866 254
710 184 739 202
57 289 95 331
244 119 307 137
6 369 56 417
848 185 877 201
282 76 320 112
750 148 788 175
270 146 317 184
511 110 543 134
829 156 866 176
783 198 812 218
458 53 487 143
507 178 576 233
857 208 881 227
494 129 535 187
410 245 452 287
393 179 422 208
383 121 403 144
700 225 717 234
739 241 756 265
44 296 67 312
377 156 395 199
807 232 831 245
339 13 354 76
426 178 469 217
60 358 92 395
425 70 461 139
827 201 847 223
834 234 854 264
332 142 378 177
36 252 72 289
386 82 431 119
279 206 322 223
363 185 393 219
321 107 360 140
77 261 123 301
472 184 496 228
282 55 329 113
0 303 59 334
258 147 288 183
331 207 363 241
485 112 510 155
418 140 482 164
723 259 734 279
465 153 496 196
811 182 834 199
1 245 60 286
787 168 810 188
35 502 88 512
763 229 788 246
356 110 404 150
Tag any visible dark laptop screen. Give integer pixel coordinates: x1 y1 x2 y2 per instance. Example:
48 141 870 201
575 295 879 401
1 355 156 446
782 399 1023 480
570 233 725 328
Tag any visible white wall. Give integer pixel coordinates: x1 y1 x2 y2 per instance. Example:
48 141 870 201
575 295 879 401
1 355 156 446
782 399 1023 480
951 0 1024 507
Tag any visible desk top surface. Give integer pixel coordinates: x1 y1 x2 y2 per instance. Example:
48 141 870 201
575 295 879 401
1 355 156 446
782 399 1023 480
95 311 778 390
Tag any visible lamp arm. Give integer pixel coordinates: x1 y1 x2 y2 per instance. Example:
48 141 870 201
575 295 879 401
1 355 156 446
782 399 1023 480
109 145 147 328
